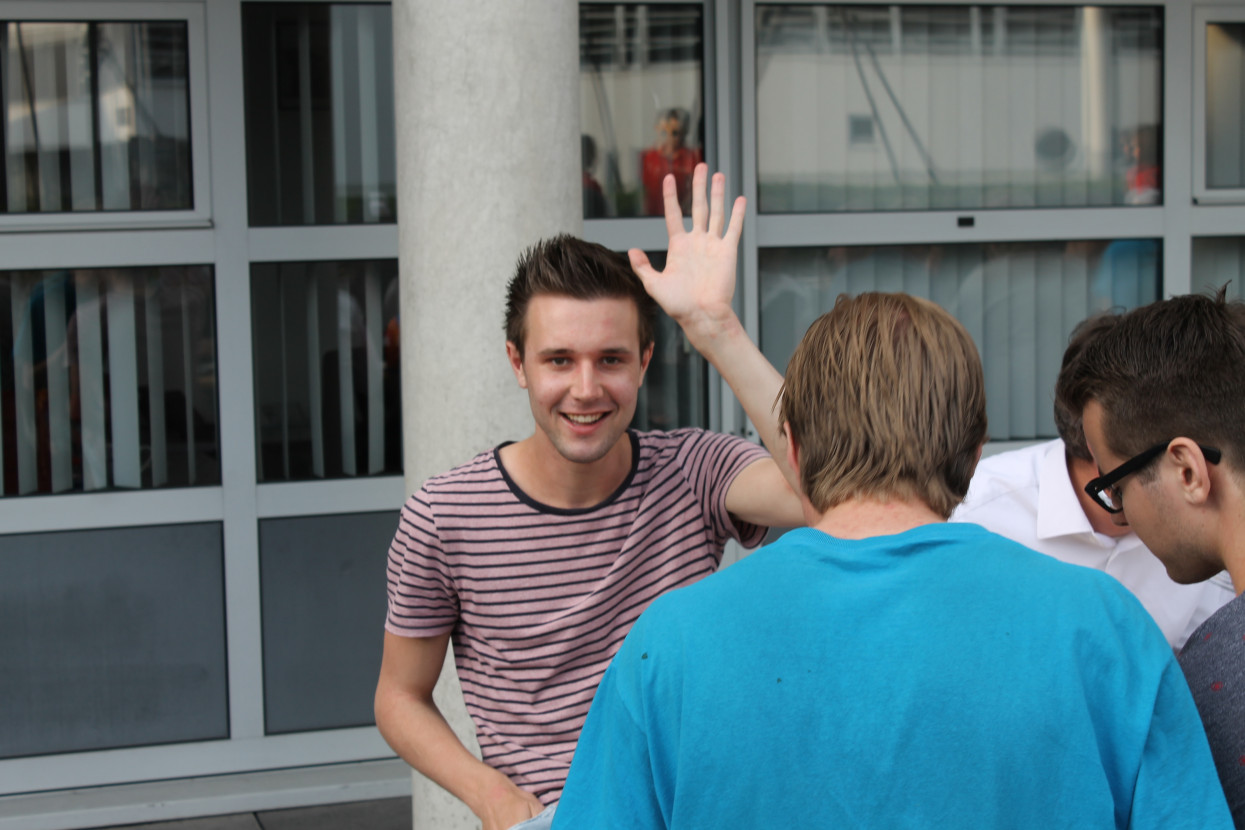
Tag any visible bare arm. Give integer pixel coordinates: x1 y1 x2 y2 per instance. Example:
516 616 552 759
374 631 544 830
630 164 803 528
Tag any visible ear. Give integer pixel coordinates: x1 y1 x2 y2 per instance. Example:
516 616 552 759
637 342 655 386
505 341 528 389
783 421 801 482
1166 438 1213 506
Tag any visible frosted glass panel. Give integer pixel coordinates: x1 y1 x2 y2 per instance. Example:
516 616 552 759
580 4 704 218
0 523 227 758
2 20 192 214
759 240 1160 440
756 6 1163 212
260 511 393 734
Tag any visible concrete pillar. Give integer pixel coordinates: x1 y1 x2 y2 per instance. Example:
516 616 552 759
392 1 581 827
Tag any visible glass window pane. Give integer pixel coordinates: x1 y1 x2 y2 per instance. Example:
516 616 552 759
1193 237 1245 300
759 240 1161 440
0 266 219 496
0 523 227 758
580 4 705 218
251 260 401 482
755 6 1163 212
260 511 392 734
1206 23 1245 190
2 20 193 214
633 251 708 430
243 3 396 226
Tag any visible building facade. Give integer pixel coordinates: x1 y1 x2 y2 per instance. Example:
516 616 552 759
2 0 1244 826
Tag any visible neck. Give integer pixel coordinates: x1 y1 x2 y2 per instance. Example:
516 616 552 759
809 496 945 540
499 432 633 510
1066 452 1133 538
1215 470 1245 596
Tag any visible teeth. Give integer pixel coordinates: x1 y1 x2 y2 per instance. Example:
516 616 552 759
565 413 604 424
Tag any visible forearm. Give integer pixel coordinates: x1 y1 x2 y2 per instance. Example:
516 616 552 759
680 310 798 493
375 685 519 819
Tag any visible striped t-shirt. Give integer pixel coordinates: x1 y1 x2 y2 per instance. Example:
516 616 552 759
384 428 769 804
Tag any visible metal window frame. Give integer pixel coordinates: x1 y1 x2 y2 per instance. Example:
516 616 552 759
0 1 212 231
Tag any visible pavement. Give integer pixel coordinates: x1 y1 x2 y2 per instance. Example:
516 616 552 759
85 798 412 830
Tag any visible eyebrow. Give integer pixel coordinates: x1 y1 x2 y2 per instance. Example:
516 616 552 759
535 346 634 357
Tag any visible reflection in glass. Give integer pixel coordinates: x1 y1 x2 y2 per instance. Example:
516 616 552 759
251 260 401 482
2 20 192 214
759 240 1160 440
580 4 704 218
243 3 396 226
756 6 1162 212
1206 24 1245 189
1193 237 1245 300
0 267 219 496
632 251 708 431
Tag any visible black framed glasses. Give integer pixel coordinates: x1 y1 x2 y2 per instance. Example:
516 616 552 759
1085 441 1222 514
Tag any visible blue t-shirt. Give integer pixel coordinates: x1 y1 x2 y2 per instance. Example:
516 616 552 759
555 523 1231 829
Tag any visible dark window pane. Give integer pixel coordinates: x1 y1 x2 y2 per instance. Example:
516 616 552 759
251 260 401 481
260 511 392 734
759 239 1161 440
1 266 220 496
1206 23 1245 189
579 4 705 218
243 3 396 226
0 523 227 758
756 6 1163 212
1193 237 1245 300
1 20 193 213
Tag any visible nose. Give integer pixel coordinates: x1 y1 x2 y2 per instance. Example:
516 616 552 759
1111 508 1130 528
572 361 602 399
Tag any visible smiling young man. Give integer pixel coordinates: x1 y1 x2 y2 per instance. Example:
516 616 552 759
1057 290 1245 827
374 166 803 830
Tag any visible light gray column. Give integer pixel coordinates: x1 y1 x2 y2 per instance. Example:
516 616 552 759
393 2 581 828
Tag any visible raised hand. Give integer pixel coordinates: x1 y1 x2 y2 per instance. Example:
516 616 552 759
628 163 746 348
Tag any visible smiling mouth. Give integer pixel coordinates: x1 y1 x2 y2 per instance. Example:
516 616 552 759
564 413 606 425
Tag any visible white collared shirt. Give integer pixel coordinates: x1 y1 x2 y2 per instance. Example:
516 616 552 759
951 439 1235 650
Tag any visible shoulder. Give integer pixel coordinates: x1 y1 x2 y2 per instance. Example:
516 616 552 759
952 441 1054 521
399 449 506 515
636 427 766 466
1180 593 1245 671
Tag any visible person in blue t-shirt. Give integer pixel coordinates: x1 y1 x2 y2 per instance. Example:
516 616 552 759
553 291 1231 830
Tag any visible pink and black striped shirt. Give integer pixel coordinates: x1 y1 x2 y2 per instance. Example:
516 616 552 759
384 428 769 804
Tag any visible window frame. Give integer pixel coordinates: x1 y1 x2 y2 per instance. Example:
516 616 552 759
0 1 212 232
1192 3 1245 205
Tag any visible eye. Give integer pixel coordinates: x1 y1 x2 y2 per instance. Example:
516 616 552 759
600 356 623 366
548 356 571 367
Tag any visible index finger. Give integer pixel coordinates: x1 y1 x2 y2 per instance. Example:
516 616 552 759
662 174 684 240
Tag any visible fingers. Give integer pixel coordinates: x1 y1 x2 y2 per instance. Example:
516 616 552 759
725 195 747 246
691 163 709 231
662 174 684 240
708 171 726 237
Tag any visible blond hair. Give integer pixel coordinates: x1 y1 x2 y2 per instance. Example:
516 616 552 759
779 292 987 518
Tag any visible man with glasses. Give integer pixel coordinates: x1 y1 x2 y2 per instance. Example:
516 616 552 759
952 313 1234 649
1057 289 1245 827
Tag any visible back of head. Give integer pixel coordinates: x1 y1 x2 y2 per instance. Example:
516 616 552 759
504 234 657 357
1055 288 1245 472
779 292 987 518
1053 312 1120 462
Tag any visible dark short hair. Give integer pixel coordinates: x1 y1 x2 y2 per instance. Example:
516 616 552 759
1055 287 1245 474
1053 312 1120 462
778 292 987 518
504 234 657 357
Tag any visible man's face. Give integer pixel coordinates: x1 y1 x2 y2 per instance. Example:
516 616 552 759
507 294 652 467
1081 400 1217 584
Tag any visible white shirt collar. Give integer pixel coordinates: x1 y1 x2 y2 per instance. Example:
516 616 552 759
1034 440 1136 550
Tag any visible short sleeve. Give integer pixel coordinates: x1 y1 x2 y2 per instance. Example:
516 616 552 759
674 429 770 550
1128 658 1234 829
383 490 459 637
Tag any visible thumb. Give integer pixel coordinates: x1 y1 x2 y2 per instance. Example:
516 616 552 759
628 248 658 285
